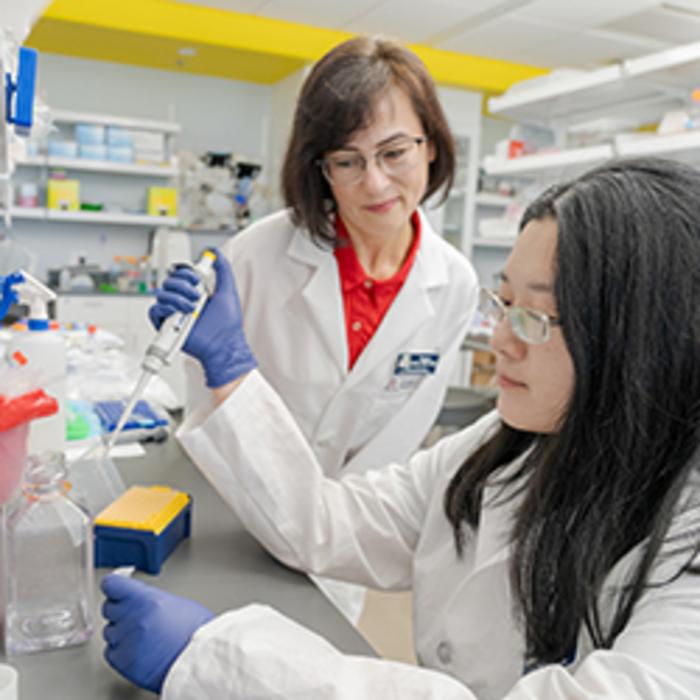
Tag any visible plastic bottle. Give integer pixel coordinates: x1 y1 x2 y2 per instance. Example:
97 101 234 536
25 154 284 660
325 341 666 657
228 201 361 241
4 452 94 655
5 271 67 455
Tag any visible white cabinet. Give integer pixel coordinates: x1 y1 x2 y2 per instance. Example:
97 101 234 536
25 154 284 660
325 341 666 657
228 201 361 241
7 109 180 227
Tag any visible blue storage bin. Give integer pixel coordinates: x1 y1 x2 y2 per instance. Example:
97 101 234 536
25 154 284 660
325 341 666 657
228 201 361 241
75 123 105 145
79 143 107 160
107 146 133 163
48 139 78 158
106 127 133 147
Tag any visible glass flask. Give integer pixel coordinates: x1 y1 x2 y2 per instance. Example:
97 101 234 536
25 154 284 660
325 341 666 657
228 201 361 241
4 451 94 655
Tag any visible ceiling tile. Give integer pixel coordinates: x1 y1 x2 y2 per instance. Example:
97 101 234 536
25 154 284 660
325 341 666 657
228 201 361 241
514 0 661 30
342 0 495 44
179 0 267 13
520 28 662 67
256 0 387 29
605 6 700 43
437 16 565 59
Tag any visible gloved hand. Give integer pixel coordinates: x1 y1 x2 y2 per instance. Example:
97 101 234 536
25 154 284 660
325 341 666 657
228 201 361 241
148 248 257 387
101 574 214 694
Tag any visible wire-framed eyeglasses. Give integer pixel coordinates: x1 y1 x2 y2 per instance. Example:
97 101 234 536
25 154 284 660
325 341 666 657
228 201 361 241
479 286 562 345
319 136 427 187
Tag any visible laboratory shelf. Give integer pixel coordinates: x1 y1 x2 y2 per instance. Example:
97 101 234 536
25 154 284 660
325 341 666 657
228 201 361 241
8 207 177 226
472 237 516 249
10 206 45 219
488 40 700 130
51 109 180 134
474 192 514 207
614 130 700 162
46 210 178 226
488 65 622 127
482 144 613 177
16 156 177 177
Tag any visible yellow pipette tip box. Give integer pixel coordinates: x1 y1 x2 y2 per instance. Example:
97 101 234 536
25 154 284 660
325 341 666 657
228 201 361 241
94 485 191 574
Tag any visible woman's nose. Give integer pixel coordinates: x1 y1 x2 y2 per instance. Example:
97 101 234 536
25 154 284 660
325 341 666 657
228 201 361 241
490 316 526 359
362 158 392 192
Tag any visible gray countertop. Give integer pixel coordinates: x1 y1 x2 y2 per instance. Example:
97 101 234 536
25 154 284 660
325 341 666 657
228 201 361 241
3 437 375 699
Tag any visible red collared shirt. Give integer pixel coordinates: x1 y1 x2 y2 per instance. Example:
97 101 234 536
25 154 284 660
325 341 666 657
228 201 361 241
334 211 421 370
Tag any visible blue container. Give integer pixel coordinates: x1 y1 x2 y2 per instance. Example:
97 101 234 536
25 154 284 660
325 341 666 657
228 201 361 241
48 139 78 158
106 127 133 147
94 486 192 575
107 146 133 163
78 143 107 160
75 124 105 145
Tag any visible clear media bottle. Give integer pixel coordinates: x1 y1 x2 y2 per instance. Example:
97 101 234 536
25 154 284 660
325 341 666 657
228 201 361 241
4 452 94 655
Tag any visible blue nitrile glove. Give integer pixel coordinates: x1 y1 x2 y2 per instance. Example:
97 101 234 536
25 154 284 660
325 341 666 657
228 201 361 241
148 248 257 387
101 574 214 694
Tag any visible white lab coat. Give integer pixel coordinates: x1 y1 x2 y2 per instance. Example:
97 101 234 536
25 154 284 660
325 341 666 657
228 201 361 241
186 208 478 622
187 207 478 479
168 370 700 700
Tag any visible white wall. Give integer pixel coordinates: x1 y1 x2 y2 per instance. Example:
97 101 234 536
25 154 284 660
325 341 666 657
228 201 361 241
7 53 271 278
37 54 270 159
267 66 309 209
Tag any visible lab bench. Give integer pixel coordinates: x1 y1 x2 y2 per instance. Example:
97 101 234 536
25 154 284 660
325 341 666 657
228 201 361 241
2 436 375 698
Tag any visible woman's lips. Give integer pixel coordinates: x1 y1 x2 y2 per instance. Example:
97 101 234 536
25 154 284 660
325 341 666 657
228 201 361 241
497 373 527 389
364 197 399 214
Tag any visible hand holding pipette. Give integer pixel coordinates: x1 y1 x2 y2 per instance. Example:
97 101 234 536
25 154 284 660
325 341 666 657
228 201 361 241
106 250 216 451
106 249 257 452
149 249 256 388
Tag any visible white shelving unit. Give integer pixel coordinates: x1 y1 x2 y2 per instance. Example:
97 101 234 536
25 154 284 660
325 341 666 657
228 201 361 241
614 130 700 163
49 110 179 134
483 144 614 178
476 39 700 265
5 109 180 229
472 237 516 249
488 41 700 131
17 155 177 177
474 192 513 207
9 207 177 226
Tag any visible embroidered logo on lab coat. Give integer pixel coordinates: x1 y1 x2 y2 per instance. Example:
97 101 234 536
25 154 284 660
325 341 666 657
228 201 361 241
394 352 439 375
384 352 440 393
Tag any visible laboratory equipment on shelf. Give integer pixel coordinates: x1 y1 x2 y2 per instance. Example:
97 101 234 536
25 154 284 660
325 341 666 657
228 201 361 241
4 451 94 656
105 250 216 452
2 270 67 454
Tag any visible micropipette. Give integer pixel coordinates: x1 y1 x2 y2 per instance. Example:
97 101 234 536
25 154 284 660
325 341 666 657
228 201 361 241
105 250 217 453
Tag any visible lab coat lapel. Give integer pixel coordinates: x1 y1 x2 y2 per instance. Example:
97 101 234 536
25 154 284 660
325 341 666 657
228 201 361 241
344 223 448 391
287 232 347 373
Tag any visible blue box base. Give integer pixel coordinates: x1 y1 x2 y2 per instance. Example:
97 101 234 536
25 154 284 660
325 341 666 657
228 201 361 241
94 500 191 575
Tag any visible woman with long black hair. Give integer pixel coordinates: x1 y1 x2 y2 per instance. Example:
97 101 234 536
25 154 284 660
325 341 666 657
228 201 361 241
102 157 700 699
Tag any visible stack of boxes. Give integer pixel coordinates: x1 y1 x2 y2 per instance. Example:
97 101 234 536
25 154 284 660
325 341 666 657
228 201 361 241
44 122 176 216
131 130 165 165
